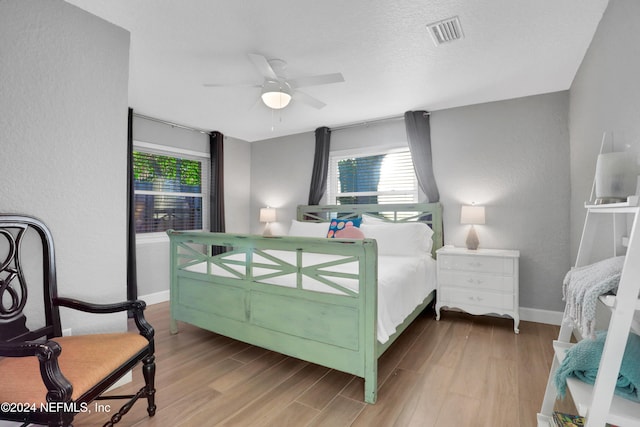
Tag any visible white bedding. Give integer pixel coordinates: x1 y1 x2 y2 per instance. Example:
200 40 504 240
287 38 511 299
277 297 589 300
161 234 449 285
184 250 436 344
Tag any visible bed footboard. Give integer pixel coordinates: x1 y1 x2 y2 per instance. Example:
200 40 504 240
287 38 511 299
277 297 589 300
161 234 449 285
167 231 380 403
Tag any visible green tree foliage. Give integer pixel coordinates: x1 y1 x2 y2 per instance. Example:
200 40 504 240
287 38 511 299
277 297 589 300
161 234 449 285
133 151 201 187
337 155 384 204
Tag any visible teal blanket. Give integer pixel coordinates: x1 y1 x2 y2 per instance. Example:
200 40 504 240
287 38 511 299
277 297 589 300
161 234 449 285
554 331 640 402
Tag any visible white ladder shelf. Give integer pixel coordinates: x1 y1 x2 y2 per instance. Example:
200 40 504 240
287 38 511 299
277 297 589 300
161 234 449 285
537 197 640 427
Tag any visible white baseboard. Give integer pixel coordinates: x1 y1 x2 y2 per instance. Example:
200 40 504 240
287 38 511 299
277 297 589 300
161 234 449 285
520 307 563 326
108 371 132 391
137 289 563 325
139 290 170 306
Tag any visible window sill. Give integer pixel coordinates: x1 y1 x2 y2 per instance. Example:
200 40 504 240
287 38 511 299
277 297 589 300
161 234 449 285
136 230 206 245
136 233 170 245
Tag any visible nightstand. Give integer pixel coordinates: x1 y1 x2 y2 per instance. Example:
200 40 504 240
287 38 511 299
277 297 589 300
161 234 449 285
435 246 520 333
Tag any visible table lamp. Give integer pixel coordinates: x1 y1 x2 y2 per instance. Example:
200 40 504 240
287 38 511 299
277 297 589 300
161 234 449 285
460 204 485 250
259 207 276 236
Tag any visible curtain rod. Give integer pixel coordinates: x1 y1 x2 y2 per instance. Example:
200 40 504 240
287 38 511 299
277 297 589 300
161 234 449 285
133 113 211 135
330 112 429 132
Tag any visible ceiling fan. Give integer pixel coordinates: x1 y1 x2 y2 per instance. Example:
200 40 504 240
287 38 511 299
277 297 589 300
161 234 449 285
203 53 344 110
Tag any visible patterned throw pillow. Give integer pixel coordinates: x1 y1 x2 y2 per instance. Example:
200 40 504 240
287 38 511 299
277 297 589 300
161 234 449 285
326 218 362 238
335 225 365 239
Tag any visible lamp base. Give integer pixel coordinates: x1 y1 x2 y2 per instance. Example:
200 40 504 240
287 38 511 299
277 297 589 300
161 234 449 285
466 225 479 250
262 223 272 236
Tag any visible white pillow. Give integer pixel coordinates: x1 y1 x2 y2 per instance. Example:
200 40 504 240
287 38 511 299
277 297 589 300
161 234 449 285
361 213 387 224
287 220 330 238
360 222 434 255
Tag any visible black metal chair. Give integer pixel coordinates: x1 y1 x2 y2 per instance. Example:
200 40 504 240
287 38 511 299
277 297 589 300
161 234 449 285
0 214 155 426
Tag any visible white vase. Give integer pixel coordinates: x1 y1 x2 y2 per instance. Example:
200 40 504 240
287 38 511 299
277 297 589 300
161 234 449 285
595 152 638 203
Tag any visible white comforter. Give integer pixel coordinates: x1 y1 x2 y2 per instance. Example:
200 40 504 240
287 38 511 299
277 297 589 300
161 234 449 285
185 250 436 344
373 254 436 343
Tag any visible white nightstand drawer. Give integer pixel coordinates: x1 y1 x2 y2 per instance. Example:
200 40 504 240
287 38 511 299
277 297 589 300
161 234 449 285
438 270 514 292
436 247 520 333
440 288 514 311
438 254 514 275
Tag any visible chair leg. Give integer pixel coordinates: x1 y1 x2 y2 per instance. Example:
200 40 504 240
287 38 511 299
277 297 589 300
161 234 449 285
142 354 156 417
101 354 156 426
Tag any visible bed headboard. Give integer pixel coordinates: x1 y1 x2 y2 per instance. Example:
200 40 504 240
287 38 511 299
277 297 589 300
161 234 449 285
297 203 443 257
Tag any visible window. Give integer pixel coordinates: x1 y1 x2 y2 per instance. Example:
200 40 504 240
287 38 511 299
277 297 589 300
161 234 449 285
133 142 209 234
326 146 418 205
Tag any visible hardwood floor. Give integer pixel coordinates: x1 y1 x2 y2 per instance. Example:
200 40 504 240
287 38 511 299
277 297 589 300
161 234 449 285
75 302 566 427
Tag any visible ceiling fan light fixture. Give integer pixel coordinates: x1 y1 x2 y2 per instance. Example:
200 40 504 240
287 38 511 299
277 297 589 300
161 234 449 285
261 81 292 109
261 90 291 109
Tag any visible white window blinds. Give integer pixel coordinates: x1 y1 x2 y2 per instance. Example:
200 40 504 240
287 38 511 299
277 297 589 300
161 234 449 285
133 143 209 234
326 147 418 205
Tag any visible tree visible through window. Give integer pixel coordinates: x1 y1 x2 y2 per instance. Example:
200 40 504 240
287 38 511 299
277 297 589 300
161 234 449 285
133 150 206 233
336 155 384 204
327 147 418 205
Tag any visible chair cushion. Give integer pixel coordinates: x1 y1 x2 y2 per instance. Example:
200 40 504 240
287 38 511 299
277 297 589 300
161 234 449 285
0 332 148 405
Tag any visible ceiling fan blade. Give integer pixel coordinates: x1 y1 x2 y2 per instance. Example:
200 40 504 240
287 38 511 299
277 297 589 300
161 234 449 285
288 73 344 89
248 53 278 80
202 82 260 88
293 91 326 109
248 96 263 111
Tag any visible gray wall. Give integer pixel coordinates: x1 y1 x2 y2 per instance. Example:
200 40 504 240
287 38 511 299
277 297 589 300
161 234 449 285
569 0 640 262
433 93 571 312
250 92 571 313
250 132 315 235
132 117 252 298
224 136 252 233
0 0 130 333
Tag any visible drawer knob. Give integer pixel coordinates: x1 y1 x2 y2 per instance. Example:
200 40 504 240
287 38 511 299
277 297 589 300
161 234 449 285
468 261 483 267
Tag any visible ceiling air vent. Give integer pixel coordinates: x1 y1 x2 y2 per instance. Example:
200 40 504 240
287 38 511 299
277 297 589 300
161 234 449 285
427 16 464 46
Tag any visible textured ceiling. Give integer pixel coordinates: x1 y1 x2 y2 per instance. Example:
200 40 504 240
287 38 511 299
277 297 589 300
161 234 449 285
65 0 608 142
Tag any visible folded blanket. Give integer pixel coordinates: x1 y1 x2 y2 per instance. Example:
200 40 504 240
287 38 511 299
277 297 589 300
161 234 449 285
554 331 640 402
563 256 625 338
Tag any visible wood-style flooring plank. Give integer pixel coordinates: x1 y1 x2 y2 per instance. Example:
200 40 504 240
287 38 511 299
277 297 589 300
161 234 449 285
72 303 561 427
261 401 320 427
308 395 365 427
447 321 493 398
433 392 481 427
351 369 421 427
396 317 452 373
400 364 456 427
208 350 289 393
297 369 354 410
185 357 308 426
219 363 328 427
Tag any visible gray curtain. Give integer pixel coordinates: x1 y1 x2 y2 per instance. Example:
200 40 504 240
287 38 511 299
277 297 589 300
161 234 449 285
405 111 439 202
127 108 137 304
209 131 225 233
308 126 331 205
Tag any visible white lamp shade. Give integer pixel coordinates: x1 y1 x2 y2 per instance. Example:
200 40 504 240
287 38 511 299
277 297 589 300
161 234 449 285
259 207 276 223
460 205 485 225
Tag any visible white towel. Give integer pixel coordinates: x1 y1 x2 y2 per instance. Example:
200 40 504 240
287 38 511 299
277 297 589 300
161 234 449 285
562 256 625 338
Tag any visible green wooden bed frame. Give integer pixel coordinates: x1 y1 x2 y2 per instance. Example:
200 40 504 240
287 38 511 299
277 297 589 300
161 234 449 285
167 203 443 403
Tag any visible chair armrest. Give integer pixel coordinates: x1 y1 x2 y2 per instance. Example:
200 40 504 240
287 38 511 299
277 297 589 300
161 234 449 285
53 297 154 342
0 340 60 358
54 297 145 314
0 340 73 402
